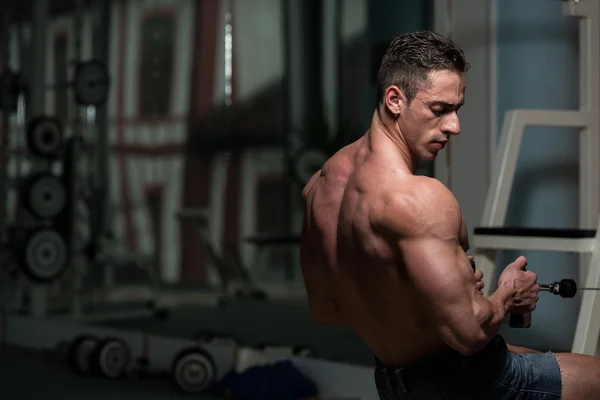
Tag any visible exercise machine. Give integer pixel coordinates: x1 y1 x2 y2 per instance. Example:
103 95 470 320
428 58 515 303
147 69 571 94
473 0 600 357
175 208 271 305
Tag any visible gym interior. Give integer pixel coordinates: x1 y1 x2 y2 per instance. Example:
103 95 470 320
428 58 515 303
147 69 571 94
0 0 599 399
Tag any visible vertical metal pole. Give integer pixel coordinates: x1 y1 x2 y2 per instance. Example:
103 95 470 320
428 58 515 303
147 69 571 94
74 0 83 134
0 9 12 245
489 0 499 181
335 0 343 144
224 0 233 108
223 0 233 158
579 1 600 286
560 0 600 300
69 0 87 318
283 0 322 281
322 0 341 142
0 8 13 311
91 0 111 241
30 2 49 118
562 0 600 355
29 0 50 318
282 0 302 283
15 25 28 184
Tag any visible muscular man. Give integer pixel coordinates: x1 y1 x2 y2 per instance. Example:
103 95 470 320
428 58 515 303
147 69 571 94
300 31 600 399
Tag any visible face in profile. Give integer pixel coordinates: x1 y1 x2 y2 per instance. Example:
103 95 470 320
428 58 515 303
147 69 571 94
395 70 466 160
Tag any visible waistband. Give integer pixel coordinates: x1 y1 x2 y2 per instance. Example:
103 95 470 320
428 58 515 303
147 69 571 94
374 335 508 394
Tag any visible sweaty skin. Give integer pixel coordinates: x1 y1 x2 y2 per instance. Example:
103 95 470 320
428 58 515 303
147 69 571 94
300 70 521 366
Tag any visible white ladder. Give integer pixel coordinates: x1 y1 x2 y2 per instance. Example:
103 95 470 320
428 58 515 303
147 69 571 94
474 225 600 356
472 0 600 357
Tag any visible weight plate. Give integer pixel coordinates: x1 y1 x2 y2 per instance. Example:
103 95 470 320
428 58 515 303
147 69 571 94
26 173 67 219
67 334 99 375
559 279 578 298
171 347 216 393
23 229 68 282
74 60 110 106
27 117 63 158
92 338 131 379
291 148 328 188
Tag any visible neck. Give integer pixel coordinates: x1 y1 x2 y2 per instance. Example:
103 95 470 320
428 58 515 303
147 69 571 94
369 108 419 173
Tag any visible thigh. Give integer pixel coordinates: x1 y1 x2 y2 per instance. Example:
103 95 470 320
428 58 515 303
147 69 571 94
554 352 600 400
486 351 562 400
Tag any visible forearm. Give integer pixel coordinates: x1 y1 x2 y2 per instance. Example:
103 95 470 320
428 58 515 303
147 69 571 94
482 283 515 333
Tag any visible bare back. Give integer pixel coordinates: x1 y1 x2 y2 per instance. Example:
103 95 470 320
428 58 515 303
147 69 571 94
301 135 465 366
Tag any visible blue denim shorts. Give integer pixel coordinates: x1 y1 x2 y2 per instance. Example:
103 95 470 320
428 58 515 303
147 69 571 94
375 335 562 399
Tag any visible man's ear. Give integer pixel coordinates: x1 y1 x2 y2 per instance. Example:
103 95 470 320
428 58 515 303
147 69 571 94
384 85 406 117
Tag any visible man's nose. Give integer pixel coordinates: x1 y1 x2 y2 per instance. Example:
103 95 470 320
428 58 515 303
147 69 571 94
442 112 461 136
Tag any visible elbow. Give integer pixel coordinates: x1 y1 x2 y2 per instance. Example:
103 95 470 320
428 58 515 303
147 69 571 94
456 333 489 356
438 324 489 356
437 299 498 355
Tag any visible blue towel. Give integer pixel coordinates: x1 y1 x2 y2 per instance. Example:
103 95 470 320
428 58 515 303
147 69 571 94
216 360 319 400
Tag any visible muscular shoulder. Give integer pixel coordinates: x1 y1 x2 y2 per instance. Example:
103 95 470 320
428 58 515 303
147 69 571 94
376 176 462 239
301 151 353 204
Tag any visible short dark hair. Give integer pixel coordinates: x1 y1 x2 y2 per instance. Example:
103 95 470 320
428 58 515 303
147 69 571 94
376 31 470 104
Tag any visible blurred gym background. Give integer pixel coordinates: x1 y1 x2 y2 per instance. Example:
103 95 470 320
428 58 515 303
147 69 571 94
0 0 589 397
0 0 434 369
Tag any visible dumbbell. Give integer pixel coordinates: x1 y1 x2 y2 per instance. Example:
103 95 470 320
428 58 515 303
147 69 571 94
89 337 132 379
64 334 131 379
171 346 217 394
64 334 99 376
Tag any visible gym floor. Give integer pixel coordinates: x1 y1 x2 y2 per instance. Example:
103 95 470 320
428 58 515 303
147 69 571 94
0 298 372 399
0 346 226 400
